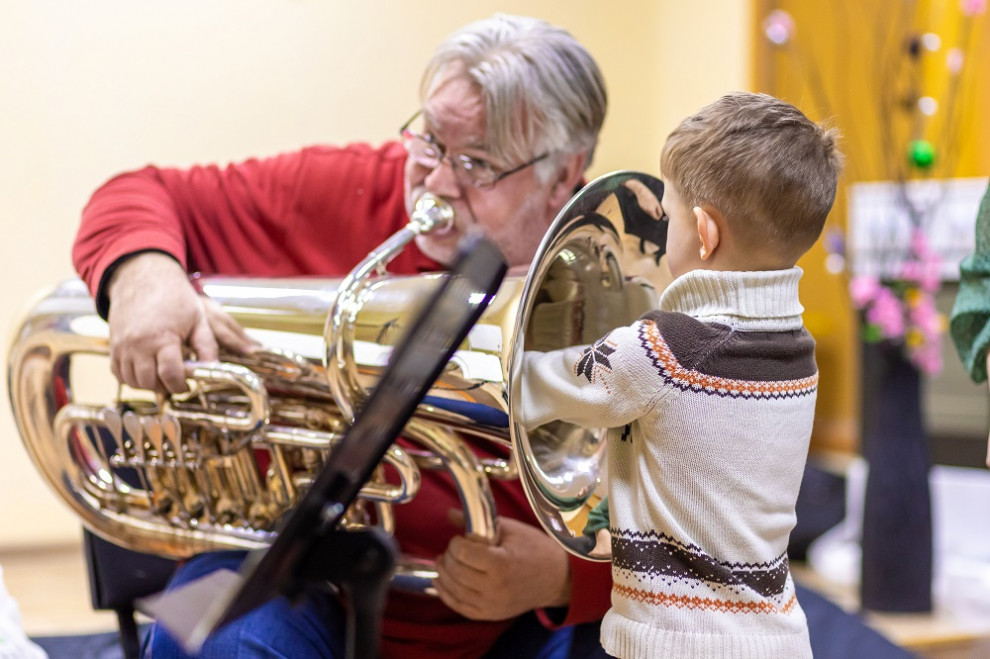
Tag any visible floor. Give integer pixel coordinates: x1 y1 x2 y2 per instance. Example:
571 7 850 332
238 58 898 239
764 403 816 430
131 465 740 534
4 543 990 658
793 565 990 659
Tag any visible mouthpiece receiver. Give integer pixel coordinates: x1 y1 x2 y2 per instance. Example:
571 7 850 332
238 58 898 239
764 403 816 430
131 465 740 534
411 194 454 234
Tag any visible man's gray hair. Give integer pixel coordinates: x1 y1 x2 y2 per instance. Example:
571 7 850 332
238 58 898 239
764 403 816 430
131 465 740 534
421 14 607 181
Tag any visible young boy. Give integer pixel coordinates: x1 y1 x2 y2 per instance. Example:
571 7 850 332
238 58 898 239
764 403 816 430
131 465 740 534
519 91 843 658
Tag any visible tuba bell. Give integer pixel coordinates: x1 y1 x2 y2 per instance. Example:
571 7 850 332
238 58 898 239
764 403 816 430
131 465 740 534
7 171 669 591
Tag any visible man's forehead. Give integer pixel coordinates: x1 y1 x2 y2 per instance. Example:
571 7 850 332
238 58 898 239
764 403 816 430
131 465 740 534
422 76 487 150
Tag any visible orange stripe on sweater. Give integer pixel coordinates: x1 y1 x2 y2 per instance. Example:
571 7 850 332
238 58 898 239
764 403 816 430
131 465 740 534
613 583 800 615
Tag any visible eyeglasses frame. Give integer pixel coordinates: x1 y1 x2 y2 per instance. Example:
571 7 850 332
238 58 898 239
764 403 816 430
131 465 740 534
399 110 549 190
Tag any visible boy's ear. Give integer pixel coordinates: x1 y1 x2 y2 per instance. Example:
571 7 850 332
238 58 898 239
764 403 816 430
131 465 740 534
694 206 721 261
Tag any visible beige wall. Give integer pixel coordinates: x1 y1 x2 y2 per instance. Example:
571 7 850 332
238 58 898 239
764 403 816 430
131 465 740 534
0 0 751 548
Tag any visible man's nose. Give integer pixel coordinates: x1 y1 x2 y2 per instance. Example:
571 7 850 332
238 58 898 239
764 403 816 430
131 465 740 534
423 158 462 199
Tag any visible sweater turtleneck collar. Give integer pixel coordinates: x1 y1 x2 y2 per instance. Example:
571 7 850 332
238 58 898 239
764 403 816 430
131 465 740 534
657 267 806 332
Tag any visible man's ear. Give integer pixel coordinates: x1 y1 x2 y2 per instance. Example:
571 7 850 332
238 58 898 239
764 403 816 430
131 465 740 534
546 151 587 217
694 206 721 261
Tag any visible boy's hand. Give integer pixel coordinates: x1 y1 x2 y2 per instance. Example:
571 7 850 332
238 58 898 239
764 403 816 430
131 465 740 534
589 528 612 559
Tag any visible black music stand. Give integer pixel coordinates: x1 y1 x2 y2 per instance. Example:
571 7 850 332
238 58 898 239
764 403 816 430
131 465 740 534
139 234 507 659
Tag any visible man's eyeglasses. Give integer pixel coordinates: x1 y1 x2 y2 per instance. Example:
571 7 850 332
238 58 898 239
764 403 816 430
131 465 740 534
399 110 548 190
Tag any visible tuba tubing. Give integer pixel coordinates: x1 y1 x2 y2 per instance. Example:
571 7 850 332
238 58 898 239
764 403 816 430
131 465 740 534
7 194 501 594
8 172 670 596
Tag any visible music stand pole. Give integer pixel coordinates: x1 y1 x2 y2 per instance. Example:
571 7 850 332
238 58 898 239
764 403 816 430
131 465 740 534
293 514 398 659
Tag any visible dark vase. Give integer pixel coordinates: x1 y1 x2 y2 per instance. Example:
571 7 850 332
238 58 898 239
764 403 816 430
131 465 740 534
859 340 933 612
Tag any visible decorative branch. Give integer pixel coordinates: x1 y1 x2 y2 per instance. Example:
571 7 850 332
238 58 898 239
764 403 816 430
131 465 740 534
763 0 986 375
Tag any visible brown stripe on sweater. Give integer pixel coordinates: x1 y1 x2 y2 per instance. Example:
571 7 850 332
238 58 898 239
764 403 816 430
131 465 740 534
640 310 818 382
637 321 817 399
611 528 790 598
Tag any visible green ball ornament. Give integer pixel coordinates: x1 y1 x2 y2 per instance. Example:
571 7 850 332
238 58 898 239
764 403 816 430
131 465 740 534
908 140 936 169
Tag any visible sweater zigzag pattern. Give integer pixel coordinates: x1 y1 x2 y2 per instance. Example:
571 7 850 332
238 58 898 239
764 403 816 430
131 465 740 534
637 320 818 400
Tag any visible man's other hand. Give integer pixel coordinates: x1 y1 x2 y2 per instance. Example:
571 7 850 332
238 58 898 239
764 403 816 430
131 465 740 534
433 512 572 621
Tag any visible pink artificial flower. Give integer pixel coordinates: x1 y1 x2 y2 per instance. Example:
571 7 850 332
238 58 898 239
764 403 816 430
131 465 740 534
867 287 906 338
910 229 932 258
907 230 942 291
763 10 795 46
909 295 941 335
901 259 942 293
910 342 943 375
901 260 922 283
850 275 881 308
961 0 987 17
918 258 942 293
947 48 965 74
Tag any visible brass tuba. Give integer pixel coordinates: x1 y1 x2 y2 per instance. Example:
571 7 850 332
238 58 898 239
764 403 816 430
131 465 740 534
7 171 668 592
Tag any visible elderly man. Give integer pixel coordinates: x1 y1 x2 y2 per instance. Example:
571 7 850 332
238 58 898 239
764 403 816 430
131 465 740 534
73 13 611 658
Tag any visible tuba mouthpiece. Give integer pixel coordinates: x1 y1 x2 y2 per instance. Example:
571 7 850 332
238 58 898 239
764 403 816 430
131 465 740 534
411 194 454 235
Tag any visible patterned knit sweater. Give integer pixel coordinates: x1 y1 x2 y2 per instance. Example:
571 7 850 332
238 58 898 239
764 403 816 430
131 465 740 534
520 268 817 659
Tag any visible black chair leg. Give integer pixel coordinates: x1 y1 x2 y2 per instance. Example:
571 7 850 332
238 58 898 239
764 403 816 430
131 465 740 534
82 529 176 658
115 606 141 659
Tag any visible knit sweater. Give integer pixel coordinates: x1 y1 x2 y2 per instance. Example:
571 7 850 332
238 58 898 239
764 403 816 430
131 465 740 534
520 268 817 659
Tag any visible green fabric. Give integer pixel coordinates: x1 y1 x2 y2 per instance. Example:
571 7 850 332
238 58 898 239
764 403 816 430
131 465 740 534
950 182 990 384
583 496 610 536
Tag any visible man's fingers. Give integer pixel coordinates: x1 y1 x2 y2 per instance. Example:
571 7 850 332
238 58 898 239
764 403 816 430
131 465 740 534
109 349 124 387
203 299 258 355
433 554 486 618
434 585 482 620
446 508 501 544
441 543 491 586
446 508 466 528
157 343 190 394
133 355 162 392
189 316 219 363
115 356 138 392
445 535 496 572
211 315 258 355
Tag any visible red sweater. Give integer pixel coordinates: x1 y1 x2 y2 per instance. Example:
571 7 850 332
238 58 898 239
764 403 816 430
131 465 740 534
73 141 611 658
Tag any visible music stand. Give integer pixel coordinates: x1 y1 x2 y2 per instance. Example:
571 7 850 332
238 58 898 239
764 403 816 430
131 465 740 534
139 234 507 658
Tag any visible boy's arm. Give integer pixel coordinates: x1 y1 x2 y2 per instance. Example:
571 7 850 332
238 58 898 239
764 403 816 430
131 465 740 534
519 322 667 429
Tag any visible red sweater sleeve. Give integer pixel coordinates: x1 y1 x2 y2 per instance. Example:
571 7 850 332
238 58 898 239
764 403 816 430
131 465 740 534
538 555 612 628
73 166 190 316
72 141 441 317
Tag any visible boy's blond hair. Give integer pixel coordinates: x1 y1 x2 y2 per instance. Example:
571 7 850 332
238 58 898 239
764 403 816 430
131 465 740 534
660 92 843 260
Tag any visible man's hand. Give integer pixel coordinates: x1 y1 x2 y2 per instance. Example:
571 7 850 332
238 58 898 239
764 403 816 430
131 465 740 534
106 253 256 393
433 513 572 621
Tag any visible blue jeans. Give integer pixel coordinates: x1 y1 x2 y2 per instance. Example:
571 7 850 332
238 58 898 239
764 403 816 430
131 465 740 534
142 551 346 658
143 551 603 658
